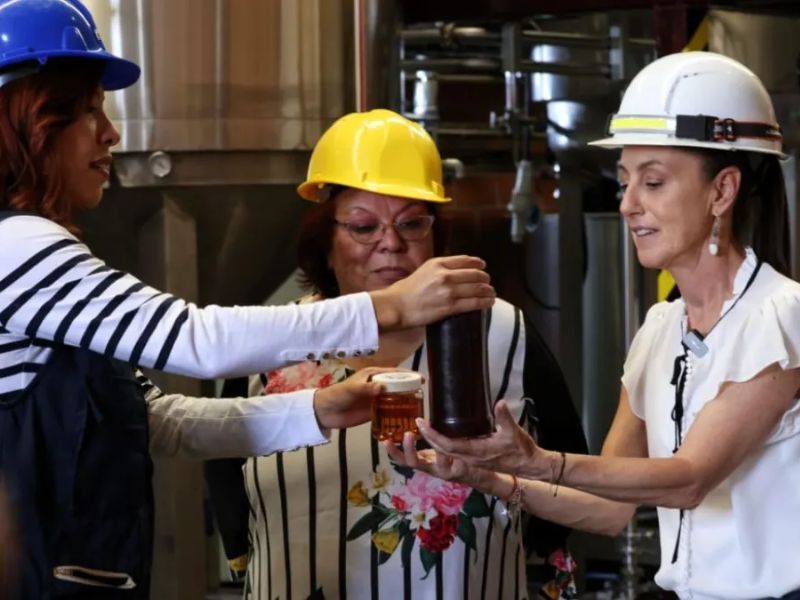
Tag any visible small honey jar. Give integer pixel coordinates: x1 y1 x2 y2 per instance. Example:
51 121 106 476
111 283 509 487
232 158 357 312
371 372 423 443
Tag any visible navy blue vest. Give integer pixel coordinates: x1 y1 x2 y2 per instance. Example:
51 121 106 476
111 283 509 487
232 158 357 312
0 212 153 598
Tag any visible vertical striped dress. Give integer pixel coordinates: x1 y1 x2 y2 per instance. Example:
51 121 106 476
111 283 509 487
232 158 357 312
243 298 560 600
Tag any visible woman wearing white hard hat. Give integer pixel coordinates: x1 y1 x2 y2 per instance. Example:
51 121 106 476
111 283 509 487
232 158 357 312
389 51 800 600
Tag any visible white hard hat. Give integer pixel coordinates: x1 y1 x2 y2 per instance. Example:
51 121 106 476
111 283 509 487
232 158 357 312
590 51 784 157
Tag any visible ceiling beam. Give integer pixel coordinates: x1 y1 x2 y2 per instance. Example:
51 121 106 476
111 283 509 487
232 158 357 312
401 0 800 22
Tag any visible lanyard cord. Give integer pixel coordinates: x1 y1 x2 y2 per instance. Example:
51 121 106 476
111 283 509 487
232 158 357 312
686 260 763 345
668 259 762 564
670 344 689 564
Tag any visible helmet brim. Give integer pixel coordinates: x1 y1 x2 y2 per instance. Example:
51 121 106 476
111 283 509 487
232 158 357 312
99 55 141 91
297 180 451 204
589 136 787 160
37 51 141 90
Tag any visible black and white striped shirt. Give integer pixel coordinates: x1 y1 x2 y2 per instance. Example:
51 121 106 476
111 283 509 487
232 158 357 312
0 215 378 405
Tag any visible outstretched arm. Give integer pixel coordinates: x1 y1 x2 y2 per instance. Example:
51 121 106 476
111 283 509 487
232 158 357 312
145 367 390 458
0 217 493 382
385 434 634 537
417 364 800 509
545 365 800 507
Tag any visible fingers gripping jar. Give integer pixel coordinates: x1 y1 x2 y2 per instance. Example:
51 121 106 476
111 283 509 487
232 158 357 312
371 372 424 443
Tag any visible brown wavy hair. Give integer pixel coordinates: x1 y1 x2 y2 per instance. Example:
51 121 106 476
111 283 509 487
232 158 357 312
296 188 448 298
0 58 104 233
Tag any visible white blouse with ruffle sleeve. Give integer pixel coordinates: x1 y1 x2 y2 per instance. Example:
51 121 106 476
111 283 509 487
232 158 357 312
622 248 800 600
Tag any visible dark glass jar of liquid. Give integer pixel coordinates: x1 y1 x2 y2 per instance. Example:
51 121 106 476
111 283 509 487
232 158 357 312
425 309 494 438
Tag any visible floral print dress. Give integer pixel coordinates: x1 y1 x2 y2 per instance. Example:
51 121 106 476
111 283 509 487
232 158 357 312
242 298 577 600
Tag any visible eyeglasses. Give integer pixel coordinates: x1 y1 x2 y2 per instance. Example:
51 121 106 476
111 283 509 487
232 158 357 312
334 214 435 245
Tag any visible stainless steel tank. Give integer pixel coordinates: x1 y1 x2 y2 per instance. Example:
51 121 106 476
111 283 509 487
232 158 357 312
86 0 352 156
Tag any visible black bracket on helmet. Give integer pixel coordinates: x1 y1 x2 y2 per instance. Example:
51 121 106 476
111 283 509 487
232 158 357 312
675 115 717 141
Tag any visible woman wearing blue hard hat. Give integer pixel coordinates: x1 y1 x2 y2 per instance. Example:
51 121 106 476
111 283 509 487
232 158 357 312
0 0 495 597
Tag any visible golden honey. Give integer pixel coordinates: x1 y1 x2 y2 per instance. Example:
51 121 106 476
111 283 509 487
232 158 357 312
370 372 423 443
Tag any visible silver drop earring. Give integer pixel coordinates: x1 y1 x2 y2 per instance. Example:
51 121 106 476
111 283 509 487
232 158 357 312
709 215 720 256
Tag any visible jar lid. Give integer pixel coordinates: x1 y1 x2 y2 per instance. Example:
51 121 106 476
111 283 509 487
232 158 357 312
372 372 422 393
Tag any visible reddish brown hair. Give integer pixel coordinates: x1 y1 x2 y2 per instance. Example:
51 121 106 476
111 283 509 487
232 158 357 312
296 188 448 298
0 59 103 233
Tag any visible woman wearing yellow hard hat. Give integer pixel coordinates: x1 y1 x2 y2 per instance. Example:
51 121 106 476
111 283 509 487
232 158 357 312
298 108 450 204
390 52 800 600
207 108 588 599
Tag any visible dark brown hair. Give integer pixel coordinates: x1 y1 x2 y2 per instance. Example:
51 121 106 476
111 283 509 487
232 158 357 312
687 148 790 277
0 59 104 233
296 189 448 298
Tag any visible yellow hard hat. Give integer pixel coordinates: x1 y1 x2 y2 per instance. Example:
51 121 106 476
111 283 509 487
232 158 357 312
297 109 451 203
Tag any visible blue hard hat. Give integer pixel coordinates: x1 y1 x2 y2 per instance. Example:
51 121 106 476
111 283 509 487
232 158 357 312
0 0 140 90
